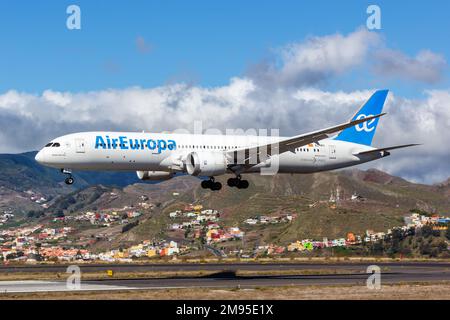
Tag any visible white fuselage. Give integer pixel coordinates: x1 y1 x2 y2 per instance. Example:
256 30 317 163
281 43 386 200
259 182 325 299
35 131 384 175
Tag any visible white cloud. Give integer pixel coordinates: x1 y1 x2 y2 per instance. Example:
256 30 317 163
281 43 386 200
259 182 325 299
288 89 450 184
278 29 379 85
248 28 447 87
0 82 449 183
374 49 447 84
249 28 380 87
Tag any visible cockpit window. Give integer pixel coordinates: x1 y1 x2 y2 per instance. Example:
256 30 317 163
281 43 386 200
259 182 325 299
45 143 53 147
52 142 61 147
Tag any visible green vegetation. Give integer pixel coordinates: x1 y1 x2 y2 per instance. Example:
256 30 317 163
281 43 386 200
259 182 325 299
364 225 450 258
122 220 139 233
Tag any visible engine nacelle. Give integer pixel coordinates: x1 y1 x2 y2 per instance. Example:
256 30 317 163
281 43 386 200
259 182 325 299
185 152 227 176
136 170 174 181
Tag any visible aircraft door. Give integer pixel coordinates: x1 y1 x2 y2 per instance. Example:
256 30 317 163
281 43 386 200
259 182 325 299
75 138 86 153
328 145 336 160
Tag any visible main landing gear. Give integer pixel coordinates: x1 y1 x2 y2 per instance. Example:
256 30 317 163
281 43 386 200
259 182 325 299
61 168 74 185
201 177 222 191
227 175 249 189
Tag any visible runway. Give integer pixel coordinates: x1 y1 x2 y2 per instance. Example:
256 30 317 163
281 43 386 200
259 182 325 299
0 262 449 293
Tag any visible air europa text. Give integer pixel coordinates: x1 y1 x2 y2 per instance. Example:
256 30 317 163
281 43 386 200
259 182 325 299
94 135 176 154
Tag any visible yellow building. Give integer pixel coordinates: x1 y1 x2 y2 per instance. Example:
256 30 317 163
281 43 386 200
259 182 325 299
193 205 203 212
287 241 305 252
130 244 143 251
113 251 129 259
147 249 157 257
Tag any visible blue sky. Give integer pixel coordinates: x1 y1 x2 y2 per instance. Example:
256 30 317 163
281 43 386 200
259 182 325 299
0 1 449 183
1 0 449 94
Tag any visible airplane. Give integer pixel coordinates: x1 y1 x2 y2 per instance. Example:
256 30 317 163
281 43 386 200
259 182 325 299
35 90 419 191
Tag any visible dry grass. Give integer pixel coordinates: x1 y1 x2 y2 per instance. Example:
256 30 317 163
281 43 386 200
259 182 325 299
2 282 450 300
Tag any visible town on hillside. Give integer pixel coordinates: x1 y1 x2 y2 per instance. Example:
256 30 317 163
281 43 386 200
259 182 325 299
1 190 450 262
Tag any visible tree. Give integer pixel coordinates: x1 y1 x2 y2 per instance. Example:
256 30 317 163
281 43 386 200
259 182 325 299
446 224 450 240
27 210 36 218
437 241 448 252
432 229 441 237
55 209 65 218
391 229 403 241
420 243 432 256
370 241 384 255
430 248 439 258
421 225 433 238
399 247 412 256
390 238 400 254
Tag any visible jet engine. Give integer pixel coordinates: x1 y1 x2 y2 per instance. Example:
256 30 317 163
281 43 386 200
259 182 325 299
136 170 174 181
185 152 228 176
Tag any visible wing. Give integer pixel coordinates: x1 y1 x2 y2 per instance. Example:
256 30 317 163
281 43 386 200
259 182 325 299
227 113 386 165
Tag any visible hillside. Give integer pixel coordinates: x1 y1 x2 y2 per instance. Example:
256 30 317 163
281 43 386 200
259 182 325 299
0 151 449 251
0 151 142 215
143 169 449 245
100 169 449 248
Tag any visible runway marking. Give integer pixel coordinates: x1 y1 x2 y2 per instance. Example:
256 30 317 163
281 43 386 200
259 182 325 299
0 280 137 293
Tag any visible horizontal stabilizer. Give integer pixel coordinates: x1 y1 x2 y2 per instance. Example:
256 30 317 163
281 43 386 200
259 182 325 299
354 143 421 156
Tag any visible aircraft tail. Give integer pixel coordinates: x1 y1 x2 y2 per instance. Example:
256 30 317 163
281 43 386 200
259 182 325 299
334 90 389 146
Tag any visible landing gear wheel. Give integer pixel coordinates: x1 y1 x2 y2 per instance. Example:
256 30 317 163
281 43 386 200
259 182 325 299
227 177 239 187
201 178 221 191
201 180 211 189
227 175 249 189
61 168 74 185
237 180 249 189
211 182 222 191
236 180 249 189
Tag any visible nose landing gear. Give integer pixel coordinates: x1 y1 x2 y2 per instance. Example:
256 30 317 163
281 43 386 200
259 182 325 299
201 177 222 191
61 169 74 185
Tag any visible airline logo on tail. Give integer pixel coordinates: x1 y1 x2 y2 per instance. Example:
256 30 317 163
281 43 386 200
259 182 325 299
334 89 389 146
355 114 376 132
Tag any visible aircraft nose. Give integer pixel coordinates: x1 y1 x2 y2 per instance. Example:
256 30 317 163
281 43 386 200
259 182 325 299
35 150 45 163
